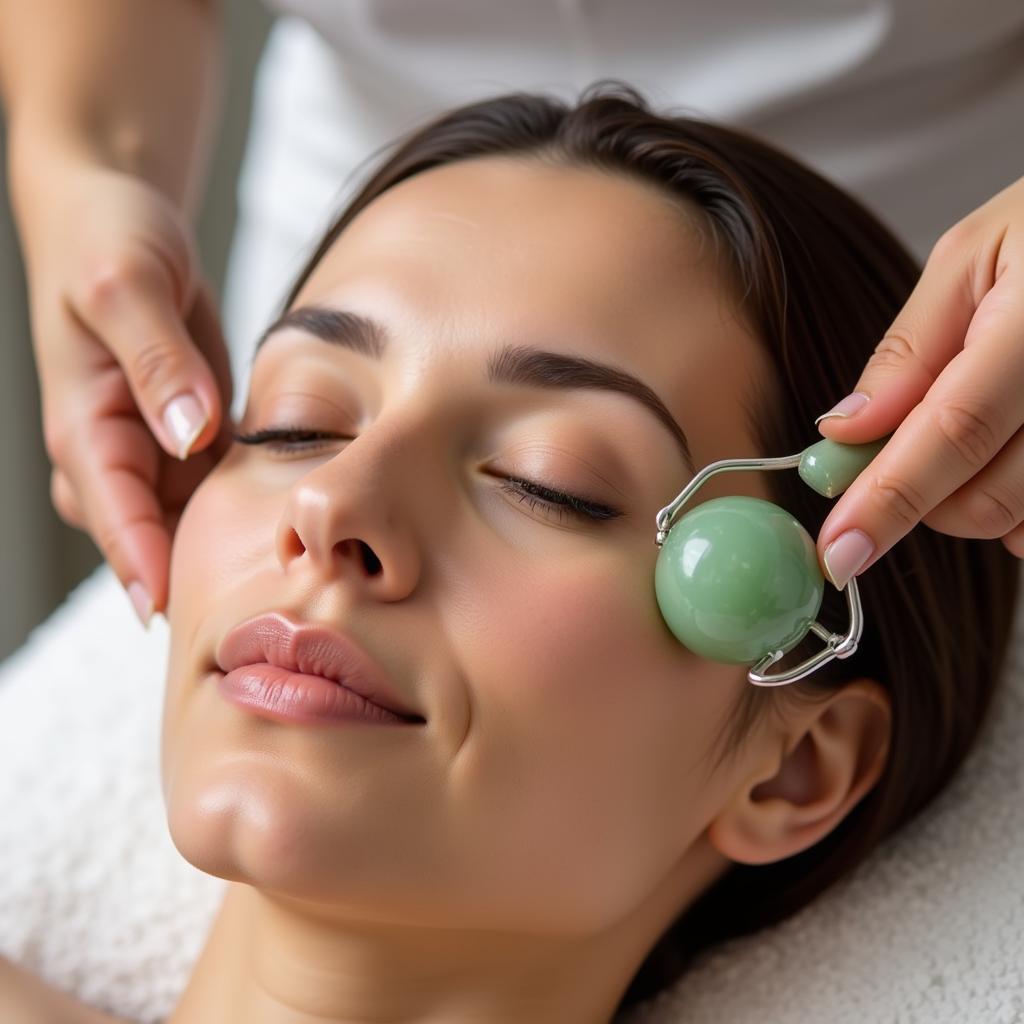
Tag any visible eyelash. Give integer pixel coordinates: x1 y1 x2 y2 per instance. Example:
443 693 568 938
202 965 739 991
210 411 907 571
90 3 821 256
230 426 622 523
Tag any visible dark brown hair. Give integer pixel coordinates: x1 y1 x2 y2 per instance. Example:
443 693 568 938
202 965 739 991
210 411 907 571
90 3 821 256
276 82 1020 1017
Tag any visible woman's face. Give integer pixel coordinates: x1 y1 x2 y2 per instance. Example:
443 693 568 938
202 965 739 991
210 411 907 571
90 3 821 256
162 156 776 937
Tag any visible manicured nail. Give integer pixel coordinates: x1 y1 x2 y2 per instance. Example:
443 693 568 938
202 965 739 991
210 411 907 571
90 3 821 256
815 391 870 426
127 581 154 628
162 392 208 460
823 529 875 590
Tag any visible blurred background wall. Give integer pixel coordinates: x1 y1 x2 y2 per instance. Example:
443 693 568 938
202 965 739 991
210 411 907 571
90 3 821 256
0 0 273 661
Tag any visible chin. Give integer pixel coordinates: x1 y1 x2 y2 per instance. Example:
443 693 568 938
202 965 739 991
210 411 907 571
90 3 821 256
163 775 252 884
162 767 309 888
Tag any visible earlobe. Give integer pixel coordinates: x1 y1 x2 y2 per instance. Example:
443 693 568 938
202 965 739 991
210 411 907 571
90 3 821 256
706 679 891 866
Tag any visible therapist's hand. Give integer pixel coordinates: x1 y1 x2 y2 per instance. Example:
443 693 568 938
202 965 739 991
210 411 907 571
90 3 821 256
15 156 234 624
814 173 1024 590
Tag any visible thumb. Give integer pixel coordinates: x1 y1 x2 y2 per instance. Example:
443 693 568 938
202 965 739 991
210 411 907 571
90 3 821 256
72 252 223 460
814 233 975 445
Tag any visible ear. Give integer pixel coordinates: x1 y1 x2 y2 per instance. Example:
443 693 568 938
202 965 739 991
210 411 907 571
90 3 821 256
707 679 892 866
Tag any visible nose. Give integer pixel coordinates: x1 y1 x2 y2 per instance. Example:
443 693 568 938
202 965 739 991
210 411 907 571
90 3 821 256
274 423 423 601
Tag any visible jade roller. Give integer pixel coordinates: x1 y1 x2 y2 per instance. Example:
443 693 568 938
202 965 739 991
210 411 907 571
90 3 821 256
654 434 892 687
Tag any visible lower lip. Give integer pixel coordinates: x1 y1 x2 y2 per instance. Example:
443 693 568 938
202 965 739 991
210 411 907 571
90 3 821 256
216 664 416 726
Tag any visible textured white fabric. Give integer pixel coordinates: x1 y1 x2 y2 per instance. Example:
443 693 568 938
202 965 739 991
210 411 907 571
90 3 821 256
1 559 1023 1023
0 567 223 1023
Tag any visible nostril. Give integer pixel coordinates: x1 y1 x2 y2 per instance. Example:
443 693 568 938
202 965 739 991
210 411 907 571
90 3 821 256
281 527 305 562
360 542 383 575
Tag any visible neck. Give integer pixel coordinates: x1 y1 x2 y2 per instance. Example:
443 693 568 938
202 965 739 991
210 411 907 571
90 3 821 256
168 836 729 1024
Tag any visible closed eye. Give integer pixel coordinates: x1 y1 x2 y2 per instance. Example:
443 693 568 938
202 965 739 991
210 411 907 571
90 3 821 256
232 426 341 451
498 476 620 523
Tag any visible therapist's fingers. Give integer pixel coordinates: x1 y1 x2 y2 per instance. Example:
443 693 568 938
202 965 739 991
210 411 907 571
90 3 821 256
66 411 168 626
16 161 235 625
184 279 235 445
68 276 233 616
69 243 224 462
1002 518 1024 559
63 398 230 625
943 424 1024 557
41 280 234 624
50 467 84 529
812 197 1024 586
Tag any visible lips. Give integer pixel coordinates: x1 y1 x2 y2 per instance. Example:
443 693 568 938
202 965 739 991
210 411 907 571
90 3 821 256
215 611 424 723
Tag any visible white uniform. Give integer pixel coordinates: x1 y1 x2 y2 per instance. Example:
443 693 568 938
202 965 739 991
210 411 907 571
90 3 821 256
222 0 1024 404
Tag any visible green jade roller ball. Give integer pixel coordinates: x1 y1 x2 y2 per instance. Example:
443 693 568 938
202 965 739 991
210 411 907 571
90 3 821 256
654 434 892 687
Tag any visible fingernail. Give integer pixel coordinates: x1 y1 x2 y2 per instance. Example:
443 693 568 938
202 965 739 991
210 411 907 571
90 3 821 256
127 581 154 628
162 392 208 460
823 529 875 590
815 391 870 426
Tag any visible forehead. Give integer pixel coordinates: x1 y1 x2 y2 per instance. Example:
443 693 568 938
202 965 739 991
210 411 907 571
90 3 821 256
290 156 768 470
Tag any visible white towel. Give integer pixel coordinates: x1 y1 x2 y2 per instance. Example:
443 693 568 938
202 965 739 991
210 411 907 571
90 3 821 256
1 560 1022 1023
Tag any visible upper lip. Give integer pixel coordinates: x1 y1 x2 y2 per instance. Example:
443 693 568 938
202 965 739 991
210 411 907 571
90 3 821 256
215 611 424 722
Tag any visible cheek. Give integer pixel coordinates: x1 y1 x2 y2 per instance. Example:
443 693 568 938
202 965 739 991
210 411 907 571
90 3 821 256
509 553 645 683
162 471 278 775
167 471 273 630
448 541 728 927
477 542 670 727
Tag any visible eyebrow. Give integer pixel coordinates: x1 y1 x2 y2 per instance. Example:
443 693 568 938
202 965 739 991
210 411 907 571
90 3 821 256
254 306 696 477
